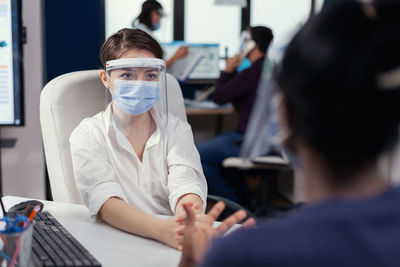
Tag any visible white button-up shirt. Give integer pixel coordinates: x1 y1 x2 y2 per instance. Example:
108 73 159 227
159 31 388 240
133 23 153 36
70 104 207 216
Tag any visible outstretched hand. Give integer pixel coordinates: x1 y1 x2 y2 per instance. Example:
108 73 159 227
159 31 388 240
177 201 256 267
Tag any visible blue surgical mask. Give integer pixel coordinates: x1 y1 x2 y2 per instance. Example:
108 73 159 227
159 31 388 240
112 80 160 115
152 22 160 31
237 57 251 72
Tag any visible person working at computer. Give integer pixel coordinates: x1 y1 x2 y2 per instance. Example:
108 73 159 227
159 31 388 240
178 1 400 265
197 26 273 202
132 0 188 68
69 28 207 249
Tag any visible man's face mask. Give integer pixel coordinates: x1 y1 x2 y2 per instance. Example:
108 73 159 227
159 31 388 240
112 80 160 115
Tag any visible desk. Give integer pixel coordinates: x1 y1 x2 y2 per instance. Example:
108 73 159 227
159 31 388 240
3 196 240 267
185 101 234 135
186 106 234 116
3 196 181 267
185 101 234 116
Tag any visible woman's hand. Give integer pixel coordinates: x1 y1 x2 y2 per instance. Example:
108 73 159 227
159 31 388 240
175 201 202 250
178 201 256 267
158 194 203 250
158 216 181 249
175 193 203 217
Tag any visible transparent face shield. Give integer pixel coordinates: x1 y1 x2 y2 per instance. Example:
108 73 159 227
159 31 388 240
241 60 300 166
240 60 288 161
105 58 168 137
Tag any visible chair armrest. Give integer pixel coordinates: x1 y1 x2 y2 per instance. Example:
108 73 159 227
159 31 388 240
207 195 257 220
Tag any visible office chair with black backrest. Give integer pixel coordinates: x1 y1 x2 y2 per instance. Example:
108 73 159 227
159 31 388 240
206 195 257 221
222 156 293 217
40 70 187 204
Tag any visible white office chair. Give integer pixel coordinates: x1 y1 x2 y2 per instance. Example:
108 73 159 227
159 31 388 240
40 70 187 204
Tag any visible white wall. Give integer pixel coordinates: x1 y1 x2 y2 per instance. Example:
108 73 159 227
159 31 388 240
0 0 45 199
185 0 242 57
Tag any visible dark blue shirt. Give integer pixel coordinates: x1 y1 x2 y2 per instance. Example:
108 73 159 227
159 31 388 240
202 186 400 267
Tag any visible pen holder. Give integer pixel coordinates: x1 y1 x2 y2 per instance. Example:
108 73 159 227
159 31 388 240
0 221 33 267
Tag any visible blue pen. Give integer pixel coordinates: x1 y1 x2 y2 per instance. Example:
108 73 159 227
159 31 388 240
0 215 30 234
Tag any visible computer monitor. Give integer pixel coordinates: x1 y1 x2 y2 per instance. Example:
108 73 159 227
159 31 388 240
0 0 24 126
162 42 220 82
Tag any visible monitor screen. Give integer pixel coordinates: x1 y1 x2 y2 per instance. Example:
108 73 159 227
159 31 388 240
0 0 24 126
163 42 220 80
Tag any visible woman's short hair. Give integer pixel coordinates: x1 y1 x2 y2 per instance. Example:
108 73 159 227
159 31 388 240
276 1 400 177
99 28 163 67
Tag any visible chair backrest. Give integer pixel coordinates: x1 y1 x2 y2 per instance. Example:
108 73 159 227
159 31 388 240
206 195 257 221
40 70 187 204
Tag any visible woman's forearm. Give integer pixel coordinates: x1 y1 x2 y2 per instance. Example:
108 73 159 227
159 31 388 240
99 197 178 248
166 56 177 68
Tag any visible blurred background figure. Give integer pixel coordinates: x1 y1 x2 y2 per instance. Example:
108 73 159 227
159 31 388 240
197 26 273 202
132 0 188 68
131 0 163 35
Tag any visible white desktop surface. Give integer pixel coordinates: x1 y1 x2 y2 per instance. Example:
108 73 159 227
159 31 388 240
3 196 181 267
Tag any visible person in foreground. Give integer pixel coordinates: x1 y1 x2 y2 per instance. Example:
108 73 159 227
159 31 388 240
178 1 400 266
69 28 207 249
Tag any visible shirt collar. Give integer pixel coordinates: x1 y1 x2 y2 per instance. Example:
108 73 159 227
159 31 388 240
103 103 164 154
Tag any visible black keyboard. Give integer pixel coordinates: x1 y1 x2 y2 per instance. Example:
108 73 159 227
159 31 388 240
9 211 101 267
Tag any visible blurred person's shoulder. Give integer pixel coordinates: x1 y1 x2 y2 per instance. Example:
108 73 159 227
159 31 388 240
202 186 400 267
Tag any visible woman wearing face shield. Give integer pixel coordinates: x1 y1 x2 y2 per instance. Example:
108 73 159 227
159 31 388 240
177 1 400 266
69 28 207 249
132 0 188 68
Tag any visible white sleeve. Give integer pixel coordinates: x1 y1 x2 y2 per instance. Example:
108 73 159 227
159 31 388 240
69 121 127 216
166 120 208 213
